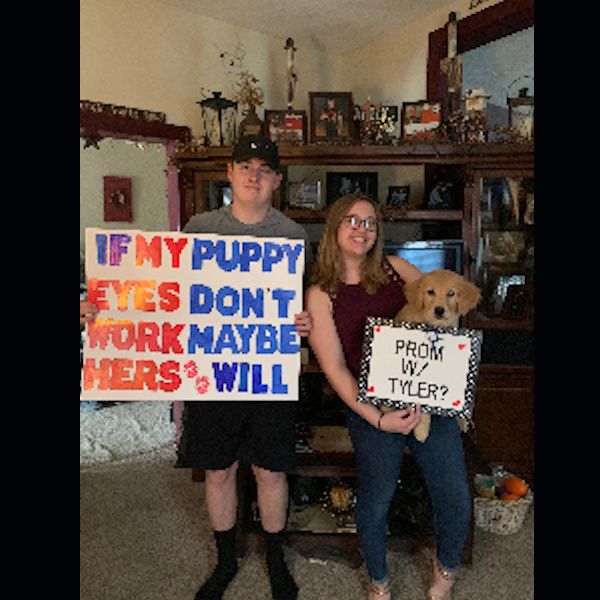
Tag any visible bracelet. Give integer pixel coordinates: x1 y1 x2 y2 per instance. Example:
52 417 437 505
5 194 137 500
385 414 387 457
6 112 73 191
377 412 384 430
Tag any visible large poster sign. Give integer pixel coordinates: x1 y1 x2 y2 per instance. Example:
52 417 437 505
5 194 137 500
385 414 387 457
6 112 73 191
80 228 305 401
357 318 483 418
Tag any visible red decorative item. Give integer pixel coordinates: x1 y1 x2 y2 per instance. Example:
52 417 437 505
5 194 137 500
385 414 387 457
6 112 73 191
104 176 132 222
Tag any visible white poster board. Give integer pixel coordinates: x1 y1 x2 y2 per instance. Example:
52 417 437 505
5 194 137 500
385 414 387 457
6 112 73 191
80 228 305 401
357 318 483 418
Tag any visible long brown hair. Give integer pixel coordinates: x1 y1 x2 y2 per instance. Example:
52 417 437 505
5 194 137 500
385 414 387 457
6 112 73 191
310 194 388 294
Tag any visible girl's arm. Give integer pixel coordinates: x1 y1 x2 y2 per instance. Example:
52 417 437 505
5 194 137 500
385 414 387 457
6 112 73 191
305 285 421 433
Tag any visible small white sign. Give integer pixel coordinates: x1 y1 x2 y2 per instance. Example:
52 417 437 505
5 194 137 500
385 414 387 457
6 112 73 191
357 318 482 418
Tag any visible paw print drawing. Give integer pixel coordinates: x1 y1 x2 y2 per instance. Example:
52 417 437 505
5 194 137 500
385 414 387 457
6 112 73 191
195 376 210 395
183 361 211 395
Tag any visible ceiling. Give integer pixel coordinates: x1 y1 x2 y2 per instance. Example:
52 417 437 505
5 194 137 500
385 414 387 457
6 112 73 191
157 0 453 55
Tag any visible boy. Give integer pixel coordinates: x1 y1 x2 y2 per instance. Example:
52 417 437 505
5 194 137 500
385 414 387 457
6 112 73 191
179 134 312 600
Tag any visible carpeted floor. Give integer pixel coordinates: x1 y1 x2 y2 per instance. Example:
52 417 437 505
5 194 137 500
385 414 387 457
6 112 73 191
80 404 534 600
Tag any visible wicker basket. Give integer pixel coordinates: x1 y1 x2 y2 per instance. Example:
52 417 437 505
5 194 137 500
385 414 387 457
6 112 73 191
473 490 533 535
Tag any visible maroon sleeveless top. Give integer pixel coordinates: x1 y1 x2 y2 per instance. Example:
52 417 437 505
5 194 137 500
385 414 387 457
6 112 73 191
330 258 407 378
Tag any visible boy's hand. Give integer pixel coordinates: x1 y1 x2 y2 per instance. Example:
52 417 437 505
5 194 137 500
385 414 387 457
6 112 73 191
80 300 99 325
293 311 312 337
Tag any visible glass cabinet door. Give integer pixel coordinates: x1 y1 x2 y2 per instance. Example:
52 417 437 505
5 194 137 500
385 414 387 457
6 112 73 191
469 172 534 329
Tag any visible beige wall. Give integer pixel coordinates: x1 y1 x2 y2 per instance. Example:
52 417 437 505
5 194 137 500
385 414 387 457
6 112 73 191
81 0 503 135
332 0 504 107
80 0 336 137
80 138 168 251
80 0 506 244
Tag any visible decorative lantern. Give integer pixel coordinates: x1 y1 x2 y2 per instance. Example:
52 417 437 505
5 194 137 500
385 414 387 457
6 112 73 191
197 91 237 146
508 87 534 140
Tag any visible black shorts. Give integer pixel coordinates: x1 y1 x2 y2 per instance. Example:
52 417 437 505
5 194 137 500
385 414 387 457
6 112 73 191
176 400 297 473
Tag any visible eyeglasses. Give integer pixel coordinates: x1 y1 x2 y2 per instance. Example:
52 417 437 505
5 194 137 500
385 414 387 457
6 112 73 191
341 215 378 231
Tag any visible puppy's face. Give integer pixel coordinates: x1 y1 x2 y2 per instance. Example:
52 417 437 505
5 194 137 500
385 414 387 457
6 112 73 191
403 269 481 327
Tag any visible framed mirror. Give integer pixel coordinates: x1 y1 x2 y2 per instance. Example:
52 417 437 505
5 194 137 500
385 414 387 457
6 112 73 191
427 0 534 114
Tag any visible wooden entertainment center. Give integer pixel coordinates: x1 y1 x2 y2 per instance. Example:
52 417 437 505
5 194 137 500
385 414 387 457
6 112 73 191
174 141 534 564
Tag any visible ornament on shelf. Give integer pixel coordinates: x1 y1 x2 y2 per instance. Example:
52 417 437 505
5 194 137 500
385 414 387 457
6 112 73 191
463 88 491 143
439 12 462 115
508 86 534 141
197 91 237 147
285 37 298 110
218 42 265 139
355 98 398 145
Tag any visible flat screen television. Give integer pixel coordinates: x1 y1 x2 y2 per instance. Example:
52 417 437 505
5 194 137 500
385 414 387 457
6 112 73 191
384 240 465 275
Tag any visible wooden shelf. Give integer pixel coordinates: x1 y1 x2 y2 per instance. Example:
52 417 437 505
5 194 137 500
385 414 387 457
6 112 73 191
294 452 356 477
178 138 535 504
468 316 533 331
284 207 462 223
175 141 533 167
382 208 463 221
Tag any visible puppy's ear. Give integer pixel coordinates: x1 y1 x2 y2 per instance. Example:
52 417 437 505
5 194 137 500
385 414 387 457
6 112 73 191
403 278 424 310
457 280 481 315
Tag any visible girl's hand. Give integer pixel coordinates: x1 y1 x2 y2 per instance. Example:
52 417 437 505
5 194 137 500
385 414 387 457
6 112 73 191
378 405 422 434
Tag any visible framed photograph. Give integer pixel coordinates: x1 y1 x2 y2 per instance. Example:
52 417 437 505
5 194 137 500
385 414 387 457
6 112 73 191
103 176 132 222
424 165 461 210
287 181 322 209
206 180 232 210
326 171 378 205
309 92 354 143
264 110 307 144
482 231 526 264
386 185 410 208
401 101 442 140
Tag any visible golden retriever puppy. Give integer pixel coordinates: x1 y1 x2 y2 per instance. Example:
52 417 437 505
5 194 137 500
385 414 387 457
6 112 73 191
388 269 481 442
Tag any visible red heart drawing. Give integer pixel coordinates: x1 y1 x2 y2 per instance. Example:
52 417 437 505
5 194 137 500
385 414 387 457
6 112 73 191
452 400 461 406
375 326 381 333
368 386 375 393
458 344 466 350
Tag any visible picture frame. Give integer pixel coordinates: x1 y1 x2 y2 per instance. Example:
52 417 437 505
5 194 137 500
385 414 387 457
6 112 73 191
386 185 410 208
103 176 132 222
309 92 354 143
482 231 526 264
287 181 322 209
264 109 307 144
206 180 232 210
326 171 378 205
401 101 442 140
424 165 461 210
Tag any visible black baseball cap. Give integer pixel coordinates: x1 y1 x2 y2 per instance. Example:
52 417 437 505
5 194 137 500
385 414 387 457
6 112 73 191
232 134 280 171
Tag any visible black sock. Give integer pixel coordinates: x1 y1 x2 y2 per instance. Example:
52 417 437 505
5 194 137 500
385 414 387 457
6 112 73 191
264 530 298 600
195 527 238 600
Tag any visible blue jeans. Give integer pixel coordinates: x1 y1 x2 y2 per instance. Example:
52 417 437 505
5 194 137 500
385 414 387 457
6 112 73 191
346 409 471 582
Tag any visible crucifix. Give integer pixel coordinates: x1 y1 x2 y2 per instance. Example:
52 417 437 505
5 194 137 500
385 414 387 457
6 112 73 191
439 12 462 115
285 37 298 110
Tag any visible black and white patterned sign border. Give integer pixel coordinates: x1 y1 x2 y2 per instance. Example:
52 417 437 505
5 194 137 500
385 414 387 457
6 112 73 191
357 317 483 419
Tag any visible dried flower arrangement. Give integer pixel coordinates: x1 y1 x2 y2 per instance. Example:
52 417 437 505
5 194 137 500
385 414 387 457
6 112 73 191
219 42 264 110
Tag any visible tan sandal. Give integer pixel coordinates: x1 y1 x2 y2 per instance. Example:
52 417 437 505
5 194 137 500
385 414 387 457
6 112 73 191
426 556 456 600
368 580 391 599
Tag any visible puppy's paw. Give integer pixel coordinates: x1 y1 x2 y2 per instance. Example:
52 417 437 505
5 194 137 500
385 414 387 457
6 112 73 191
457 417 470 433
413 414 431 442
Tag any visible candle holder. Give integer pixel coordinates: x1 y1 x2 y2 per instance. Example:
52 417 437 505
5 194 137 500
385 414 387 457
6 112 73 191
197 91 238 146
508 87 534 141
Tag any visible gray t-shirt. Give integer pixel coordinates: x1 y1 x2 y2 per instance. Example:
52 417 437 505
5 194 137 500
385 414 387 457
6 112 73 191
183 205 313 270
